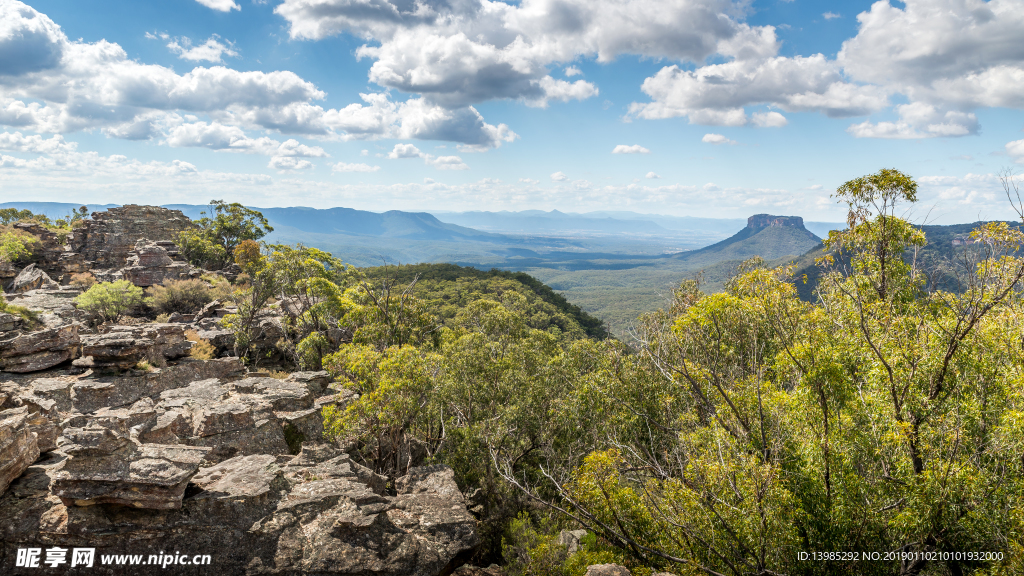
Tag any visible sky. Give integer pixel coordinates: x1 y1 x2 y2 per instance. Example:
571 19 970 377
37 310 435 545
0 0 1022 222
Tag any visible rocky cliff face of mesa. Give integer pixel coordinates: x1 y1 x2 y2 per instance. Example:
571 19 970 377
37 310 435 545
746 214 805 230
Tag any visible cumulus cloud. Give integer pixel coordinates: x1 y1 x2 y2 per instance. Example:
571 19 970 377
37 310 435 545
268 156 314 170
550 171 569 181
1007 139 1024 164
702 133 736 145
847 103 979 139
752 111 787 127
0 1 518 150
564 66 582 77
332 161 380 172
612 144 650 154
166 35 238 63
195 0 240 12
166 122 328 157
823 12 840 20
622 0 1024 137
645 171 660 179
275 0 776 108
386 142 468 169
0 131 76 154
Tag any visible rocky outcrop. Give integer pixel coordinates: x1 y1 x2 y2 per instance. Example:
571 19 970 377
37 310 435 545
0 324 78 373
0 407 39 496
122 239 196 287
51 422 211 509
73 323 193 370
0 446 477 575
7 264 58 293
70 205 195 270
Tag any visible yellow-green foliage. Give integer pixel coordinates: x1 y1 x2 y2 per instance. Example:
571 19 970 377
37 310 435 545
0 230 38 263
74 280 144 323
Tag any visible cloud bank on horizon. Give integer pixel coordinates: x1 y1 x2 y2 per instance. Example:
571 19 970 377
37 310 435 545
0 0 1022 221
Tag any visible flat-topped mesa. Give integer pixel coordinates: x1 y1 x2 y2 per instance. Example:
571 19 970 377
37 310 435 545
747 214 805 230
70 205 195 270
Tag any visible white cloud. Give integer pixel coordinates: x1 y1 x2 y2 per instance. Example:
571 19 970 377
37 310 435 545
276 0 772 108
428 155 469 170
268 156 314 170
0 2 519 149
645 171 660 179
332 161 380 172
751 111 787 127
195 0 240 12
550 171 569 181
1007 139 1024 164
388 143 423 159
612 144 650 154
564 66 582 77
823 12 840 20
0 131 76 154
702 133 736 145
847 103 978 139
386 142 468 169
166 35 238 63
166 122 328 157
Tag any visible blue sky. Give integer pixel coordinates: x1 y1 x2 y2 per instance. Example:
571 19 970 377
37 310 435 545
1 0 1022 222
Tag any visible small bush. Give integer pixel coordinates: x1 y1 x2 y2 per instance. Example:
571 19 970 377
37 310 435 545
185 329 216 360
145 279 214 315
154 313 170 323
135 359 155 372
74 280 144 323
70 272 96 288
0 231 38 263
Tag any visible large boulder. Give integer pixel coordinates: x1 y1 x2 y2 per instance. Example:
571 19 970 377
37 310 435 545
7 264 58 294
2 288 94 328
0 324 79 373
0 407 40 496
74 323 193 370
51 423 211 509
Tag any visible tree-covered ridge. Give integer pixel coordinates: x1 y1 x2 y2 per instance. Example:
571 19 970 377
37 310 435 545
362 263 610 340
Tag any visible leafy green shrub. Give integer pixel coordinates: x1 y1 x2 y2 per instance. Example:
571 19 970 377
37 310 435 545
74 280 144 323
145 279 214 314
176 229 228 269
0 231 38 263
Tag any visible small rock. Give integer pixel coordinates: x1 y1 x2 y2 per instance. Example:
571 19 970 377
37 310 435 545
585 565 632 576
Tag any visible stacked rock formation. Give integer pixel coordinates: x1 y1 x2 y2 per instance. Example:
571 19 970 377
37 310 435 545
121 239 196 287
70 205 195 270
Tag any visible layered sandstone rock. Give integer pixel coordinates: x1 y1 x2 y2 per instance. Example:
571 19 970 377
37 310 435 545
51 423 211 509
122 239 195 287
0 407 39 496
74 323 193 370
0 324 79 373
